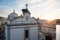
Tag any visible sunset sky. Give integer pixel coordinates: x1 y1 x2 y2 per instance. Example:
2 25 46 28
0 0 60 20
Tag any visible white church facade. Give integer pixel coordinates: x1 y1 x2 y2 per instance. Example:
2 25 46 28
5 4 45 40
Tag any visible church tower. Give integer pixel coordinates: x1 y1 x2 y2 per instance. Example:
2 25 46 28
5 4 43 40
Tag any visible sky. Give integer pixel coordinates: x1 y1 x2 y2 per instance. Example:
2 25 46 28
0 0 60 20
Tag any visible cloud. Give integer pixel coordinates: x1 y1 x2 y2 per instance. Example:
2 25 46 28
28 0 60 20
0 6 12 17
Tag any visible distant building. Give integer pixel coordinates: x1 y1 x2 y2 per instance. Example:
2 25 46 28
0 17 7 40
41 20 56 40
5 4 45 40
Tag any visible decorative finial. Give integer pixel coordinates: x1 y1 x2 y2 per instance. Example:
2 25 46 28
25 4 28 9
13 9 15 13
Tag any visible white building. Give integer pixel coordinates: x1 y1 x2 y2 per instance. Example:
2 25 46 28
5 4 45 40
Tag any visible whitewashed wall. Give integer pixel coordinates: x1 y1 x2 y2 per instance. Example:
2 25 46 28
29 27 38 40
10 28 24 40
6 26 25 40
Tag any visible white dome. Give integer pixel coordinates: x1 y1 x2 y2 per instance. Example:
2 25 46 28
8 10 18 20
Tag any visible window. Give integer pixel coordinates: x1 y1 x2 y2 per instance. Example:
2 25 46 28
25 30 29 38
0 28 1 31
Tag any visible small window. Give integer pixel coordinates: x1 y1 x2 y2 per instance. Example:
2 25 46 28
25 30 29 38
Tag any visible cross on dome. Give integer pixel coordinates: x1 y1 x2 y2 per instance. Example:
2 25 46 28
13 9 15 13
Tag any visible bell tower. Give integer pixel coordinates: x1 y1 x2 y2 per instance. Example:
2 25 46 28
22 4 31 18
